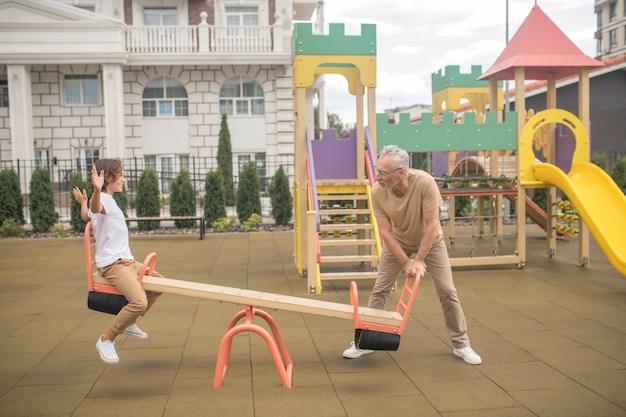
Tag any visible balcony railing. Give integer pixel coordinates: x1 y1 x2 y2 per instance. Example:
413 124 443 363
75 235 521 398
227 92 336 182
126 25 199 53
211 26 273 52
126 24 279 54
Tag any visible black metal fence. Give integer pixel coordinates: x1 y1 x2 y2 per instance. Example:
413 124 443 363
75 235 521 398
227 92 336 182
1 155 295 224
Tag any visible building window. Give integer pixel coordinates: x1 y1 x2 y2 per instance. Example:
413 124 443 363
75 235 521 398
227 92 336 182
610 29 618 49
237 154 251 174
597 37 603 56
76 148 100 180
161 156 174 194
34 149 50 169
222 7 260 45
597 10 602 28
144 7 177 25
142 77 188 118
65 74 99 106
144 155 157 171
609 2 617 21
225 7 258 26
219 76 264 116
0 80 7 107
255 153 267 191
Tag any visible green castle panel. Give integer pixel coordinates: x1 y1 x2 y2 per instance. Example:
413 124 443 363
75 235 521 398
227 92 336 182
376 112 518 152
292 22 376 56
431 65 500 93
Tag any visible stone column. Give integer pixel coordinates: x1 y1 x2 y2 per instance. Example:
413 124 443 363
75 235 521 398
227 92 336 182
198 12 209 52
7 65 34 163
102 64 125 158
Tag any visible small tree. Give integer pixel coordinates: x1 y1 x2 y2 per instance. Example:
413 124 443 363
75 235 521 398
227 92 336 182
327 112 350 138
530 188 547 211
591 152 608 172
29 168 59 233
454 195 472 218
204 169 227 226
0 168 25 225
268 165 292 225
236 161 262 224
611 157 626 195
113 184 129 219
136 168 161 230
69 171 90 232
170 169 196 228
217 114 236 206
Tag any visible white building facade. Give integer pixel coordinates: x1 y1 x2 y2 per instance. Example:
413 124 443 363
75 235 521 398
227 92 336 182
595 0 626 59
0 0 322 192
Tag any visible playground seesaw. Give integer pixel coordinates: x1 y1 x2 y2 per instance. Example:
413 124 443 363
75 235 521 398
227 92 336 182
84 222 420 388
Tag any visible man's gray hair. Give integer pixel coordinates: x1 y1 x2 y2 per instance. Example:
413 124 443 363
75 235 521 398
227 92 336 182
378 145 409 169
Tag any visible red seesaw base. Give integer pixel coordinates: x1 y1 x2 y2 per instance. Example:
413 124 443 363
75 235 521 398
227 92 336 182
213 305 294 388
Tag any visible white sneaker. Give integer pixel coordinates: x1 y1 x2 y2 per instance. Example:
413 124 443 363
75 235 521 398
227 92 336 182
124 323 148 339
96 335 119 364
343 341 374 359
453 346 482 365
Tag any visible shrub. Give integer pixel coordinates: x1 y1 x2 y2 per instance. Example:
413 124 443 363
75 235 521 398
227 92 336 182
268 165 293 225
0 168 25 225
454 195 472 218
203 169 227 226
241 213 262 232
611 157 626 195
170 169 196 228
218 114 236 206
114 183 129 218
29 168 59 233
530 187 547 211
211 217 232 232
51 223 69 238
70 171 90 232
236 161 261 224
591 153 608 172
136 168 161 230
0 218 24 237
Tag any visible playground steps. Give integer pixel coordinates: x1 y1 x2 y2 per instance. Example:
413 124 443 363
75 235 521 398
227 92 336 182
317 271 379 280
315 181 381 286
319 238 376 246
320 223 374 231
321 255 379 263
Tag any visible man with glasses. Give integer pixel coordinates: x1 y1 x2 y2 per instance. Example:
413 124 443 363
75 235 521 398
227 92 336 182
342 145 482 365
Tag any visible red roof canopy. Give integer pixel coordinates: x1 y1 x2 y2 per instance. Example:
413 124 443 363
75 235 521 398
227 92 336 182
479 4 604 81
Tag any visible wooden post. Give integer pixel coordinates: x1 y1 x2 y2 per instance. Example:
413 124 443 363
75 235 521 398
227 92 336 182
294 87 308 276
577 68 591 266
515 67 526 268
546 75 557 257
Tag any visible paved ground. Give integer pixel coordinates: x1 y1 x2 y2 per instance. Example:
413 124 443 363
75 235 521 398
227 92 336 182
0 226 625 417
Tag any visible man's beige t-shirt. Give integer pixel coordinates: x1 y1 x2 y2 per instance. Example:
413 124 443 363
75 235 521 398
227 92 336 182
371 169 444 251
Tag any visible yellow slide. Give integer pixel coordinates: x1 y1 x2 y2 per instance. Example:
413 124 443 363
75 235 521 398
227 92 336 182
533 161 626 276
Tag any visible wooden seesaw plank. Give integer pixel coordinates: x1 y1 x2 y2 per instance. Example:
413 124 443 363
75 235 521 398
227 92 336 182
141 276 402 327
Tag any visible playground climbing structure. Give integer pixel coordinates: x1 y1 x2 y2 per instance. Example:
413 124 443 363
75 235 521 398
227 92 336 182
377 68 523 267
292 23 381 294
291 4 623 294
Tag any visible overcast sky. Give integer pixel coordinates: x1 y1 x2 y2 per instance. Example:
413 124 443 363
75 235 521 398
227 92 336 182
319 0 597 125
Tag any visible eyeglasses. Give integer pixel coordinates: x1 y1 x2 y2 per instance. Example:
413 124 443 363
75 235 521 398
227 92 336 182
375 167 403 177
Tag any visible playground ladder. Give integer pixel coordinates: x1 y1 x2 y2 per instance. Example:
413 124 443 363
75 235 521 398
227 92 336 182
315 180 380 284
